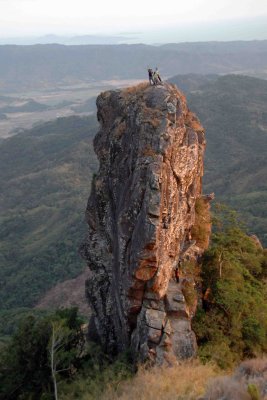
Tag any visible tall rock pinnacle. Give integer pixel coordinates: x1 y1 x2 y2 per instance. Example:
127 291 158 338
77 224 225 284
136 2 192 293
81 82 209 364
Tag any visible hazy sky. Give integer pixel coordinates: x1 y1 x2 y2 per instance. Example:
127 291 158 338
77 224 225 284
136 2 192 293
0 0 267 39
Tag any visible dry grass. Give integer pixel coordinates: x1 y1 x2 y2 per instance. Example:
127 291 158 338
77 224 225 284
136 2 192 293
99 361 218 400
99 358 267 400
122 82 149 95
190 119 203 132
235 358 267 400
202 357 267 400
142 105 163 129
185 112 203 132
236 357 267 379
60 357 267 400
181 279 198 310
203 376 252 400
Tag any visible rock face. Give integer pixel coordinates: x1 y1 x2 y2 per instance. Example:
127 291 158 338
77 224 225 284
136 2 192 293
81 82 209 363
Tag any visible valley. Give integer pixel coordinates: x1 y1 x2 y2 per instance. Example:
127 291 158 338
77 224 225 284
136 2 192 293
0 79 142 138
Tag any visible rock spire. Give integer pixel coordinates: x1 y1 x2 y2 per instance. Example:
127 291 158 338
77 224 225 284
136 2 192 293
81 82 210 363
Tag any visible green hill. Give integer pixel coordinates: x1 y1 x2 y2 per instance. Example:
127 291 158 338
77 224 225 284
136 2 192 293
185 75 267 245
169 73 267 244
0 116 98 310
167 73 218 94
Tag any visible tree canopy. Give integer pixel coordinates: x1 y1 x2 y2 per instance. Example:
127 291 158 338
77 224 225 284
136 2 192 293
193 204 267 368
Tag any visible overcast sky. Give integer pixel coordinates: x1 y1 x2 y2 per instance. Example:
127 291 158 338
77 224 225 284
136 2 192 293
0 0 267 39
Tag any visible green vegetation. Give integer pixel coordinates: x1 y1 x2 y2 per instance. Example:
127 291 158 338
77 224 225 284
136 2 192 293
0 305 266 400
193 204 267 369
0 309 133 400
0 308 84 399
186 74 267 246
0 116 98 310
58 351 133 400
0 308 52 341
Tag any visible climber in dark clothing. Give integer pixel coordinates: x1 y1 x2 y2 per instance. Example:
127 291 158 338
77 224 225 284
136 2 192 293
175 260 181 283
148 68 154 85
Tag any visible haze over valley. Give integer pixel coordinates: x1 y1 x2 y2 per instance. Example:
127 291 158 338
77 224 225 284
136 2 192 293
1 40 267 138
0 78 142 138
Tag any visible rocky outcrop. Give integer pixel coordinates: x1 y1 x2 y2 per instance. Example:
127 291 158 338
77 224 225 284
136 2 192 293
81 82 209 364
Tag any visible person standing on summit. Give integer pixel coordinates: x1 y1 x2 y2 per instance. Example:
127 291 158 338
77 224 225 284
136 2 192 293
148 68 154 85
154 67 162 84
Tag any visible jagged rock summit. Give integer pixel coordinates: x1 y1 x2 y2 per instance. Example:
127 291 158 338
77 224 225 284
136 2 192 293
81 82 209 364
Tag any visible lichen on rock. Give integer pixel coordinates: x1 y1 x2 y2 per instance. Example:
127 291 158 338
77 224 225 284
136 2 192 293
81 82 210 364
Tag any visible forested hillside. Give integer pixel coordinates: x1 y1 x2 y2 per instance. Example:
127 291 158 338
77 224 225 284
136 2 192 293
0 116 98 310
187 75 267 245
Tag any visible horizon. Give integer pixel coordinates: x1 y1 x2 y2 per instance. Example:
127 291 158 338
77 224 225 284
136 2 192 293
0 17 267 45
0 0 267 43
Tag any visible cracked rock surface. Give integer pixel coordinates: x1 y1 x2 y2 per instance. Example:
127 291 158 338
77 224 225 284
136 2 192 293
81 82 208 363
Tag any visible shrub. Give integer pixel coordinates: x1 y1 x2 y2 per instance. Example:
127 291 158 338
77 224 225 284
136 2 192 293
182 280 197 310
58 347 133 400
191 197 211 250
122 83 149 95
0 308 85 400
193 204 267 367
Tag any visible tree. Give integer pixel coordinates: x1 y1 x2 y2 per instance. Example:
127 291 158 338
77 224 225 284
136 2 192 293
49 321 70 400
48 314 84 400
0 308 84 400
193 204 267 368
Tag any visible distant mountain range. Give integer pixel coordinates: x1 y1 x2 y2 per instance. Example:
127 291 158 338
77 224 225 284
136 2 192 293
0 34 134 46
1 16 266 45
0 41 267 91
